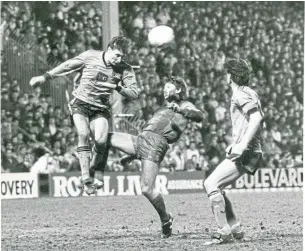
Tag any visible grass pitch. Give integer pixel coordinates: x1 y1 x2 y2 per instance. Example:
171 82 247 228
1 191 303 251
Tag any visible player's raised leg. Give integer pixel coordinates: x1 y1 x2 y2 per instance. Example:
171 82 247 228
108 132 137 155
204 158 244 244
140 159 173 238
89 116 109 189
73 113 95 194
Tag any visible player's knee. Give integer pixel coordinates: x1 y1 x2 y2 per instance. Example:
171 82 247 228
208 190 225 210
94 134 108 147
94 140 107 152
204 177 218 195
77 130 90 143
141 184 153 197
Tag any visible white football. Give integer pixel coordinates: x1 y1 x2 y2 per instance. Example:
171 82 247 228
148 25 175 46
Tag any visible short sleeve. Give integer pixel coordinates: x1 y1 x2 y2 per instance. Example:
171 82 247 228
72 50 91 65
236 90 259 115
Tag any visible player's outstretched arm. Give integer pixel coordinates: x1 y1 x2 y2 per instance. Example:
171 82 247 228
44 57 84 78
179 102 205 123
29 52 87 87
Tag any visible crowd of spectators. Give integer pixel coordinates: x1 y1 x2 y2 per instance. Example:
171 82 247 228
1 1 303 174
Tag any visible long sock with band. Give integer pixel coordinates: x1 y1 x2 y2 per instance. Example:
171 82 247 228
90 144 109 177
77 146 91 180
208 190 230 232
149 193 169 223
222 191 238 226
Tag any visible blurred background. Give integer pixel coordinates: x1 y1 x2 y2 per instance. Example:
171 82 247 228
1 1 303 176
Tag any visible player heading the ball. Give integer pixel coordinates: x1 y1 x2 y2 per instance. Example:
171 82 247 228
30 36 139 195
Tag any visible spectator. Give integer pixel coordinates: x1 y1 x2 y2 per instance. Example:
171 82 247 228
169 145 185 171
1 90 13 111
185 141 200 163
1 1 303 173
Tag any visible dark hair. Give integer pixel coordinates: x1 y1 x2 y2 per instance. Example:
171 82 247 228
225 58 250 86
108 36 131 54
168 76 189 101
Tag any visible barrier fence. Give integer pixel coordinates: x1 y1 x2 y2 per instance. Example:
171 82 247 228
1 167 303 199
2 35 74 111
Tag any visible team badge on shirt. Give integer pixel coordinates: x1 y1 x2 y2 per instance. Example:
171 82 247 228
97 73 108 82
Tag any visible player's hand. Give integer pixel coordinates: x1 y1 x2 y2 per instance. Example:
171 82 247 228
29 75 46 87
228 143 247 161
166 103 181 113
115 81 125 92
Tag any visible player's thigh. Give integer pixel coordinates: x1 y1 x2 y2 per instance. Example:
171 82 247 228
108 132 136 156
205 159 244 193
72 113 90 138
89 116 109 143
141 159 159 190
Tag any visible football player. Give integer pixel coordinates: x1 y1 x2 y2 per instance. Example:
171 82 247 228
104 76 204 238
30 36 139 194
204 58 264 244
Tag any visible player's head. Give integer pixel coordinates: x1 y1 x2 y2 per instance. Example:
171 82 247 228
107 36 131 65
163 76 188 102
225 58 250 86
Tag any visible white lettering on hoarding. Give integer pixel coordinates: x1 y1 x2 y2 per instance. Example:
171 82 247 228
127 176 142 195
232 168 303 190
235 177 244 189
96 176 115 196
167 179 203 190
278 169 289 187
53 176 116 197
53 176 69 197
244 175 254 189
288 168 297 187
49 168 303 197
117 176 131 196
67 177 81 197
269 169 280 187
260 168 269 188
155 175 169 195
117 175 142 196
297 168 303 186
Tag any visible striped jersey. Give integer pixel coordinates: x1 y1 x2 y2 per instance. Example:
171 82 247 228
50 50 138 109
230 86 264 152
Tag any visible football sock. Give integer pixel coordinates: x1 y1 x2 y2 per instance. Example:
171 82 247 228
222 191 238 226
90 144 109 177
149 193 170 223
77 146 91 180
98 145 109 174
208 190 231 233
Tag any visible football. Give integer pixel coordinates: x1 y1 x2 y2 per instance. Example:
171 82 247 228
148 25 175 46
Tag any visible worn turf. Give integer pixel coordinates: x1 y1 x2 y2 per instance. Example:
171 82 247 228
1 191 303 251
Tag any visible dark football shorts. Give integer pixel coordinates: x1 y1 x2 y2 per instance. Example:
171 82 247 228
70 98 110 122
227 149 263 175
131 131 169 165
